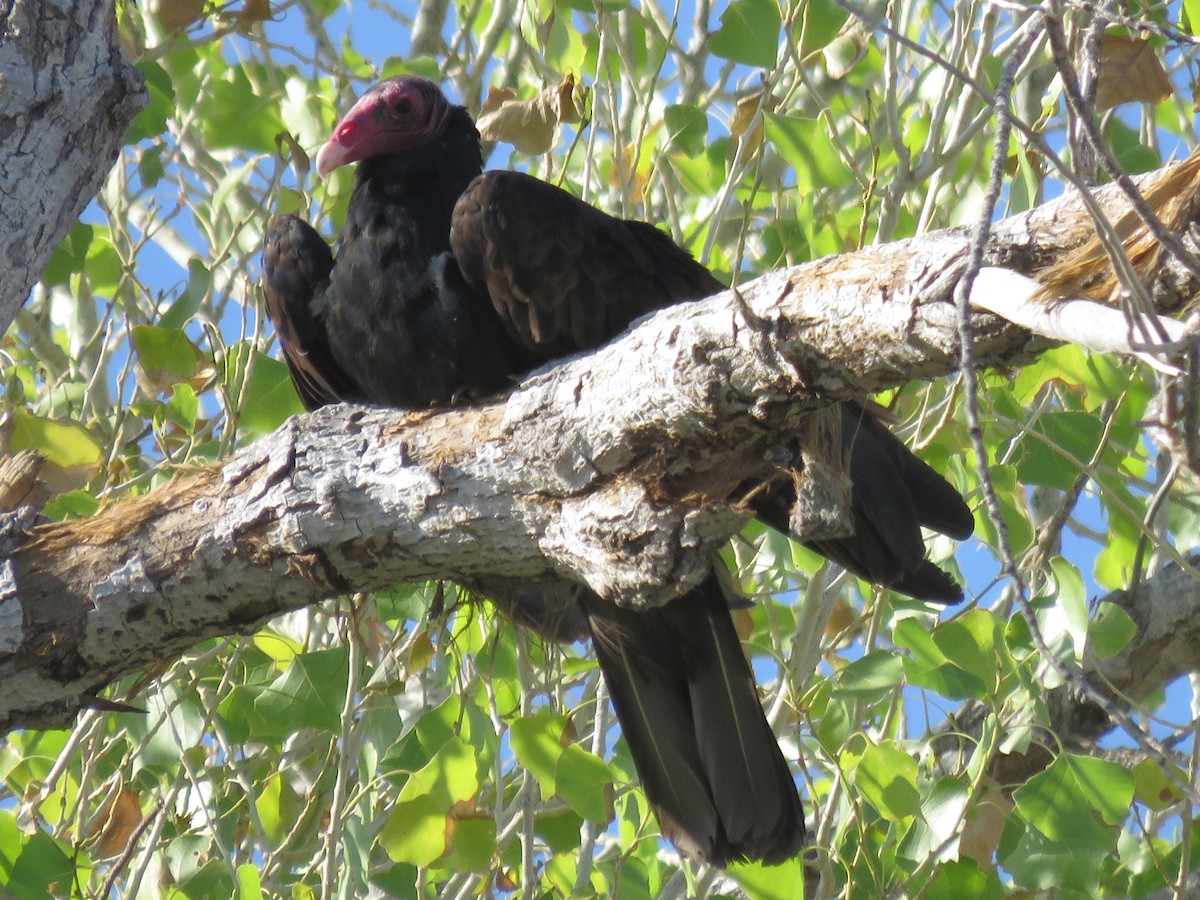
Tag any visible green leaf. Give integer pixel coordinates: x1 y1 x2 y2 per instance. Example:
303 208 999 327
710 0 780 68
557 0 626 11
132 324 204 390
0 809 22 874
1048 557 1089 660
41 222 93 287
234 348 307 435
125 686 207 770
934 609 1000 690
510 712 567 795
165 383 199 431
1187 0 1200 35
1131 757 1184 811
41 489 100 521
237 862 264 900
6 830 76 900
138 143 167 188
126 60 176 143
848 740 922 821
730 854 806 899
833 651 905 698
441 816 496 871
1014 753 1133 840
794 0 850 55
1089 601 1136 660
999 803 1112 893
9 407 102 469
177 858 237 899
535 808 587 855
203 65 288 153
254 648 349 735
974 462 1034 554
381 737 480 865
1105 118 1161 174
160 258 212 329
1008 411 1103 490
396 735 479 806
922 859 1005 900
1062 753 1135 827
812 693 851 751
254 772 292 845
663 104 708 157
898 776 969 863
216 683 261 744
554 744 612 822
763 113 855 192
84 231 124 295
896 618 987 701
252 630 304 664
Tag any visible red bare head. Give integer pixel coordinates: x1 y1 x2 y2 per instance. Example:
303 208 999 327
315 76 453 177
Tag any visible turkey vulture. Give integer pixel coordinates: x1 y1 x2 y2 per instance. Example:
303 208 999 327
263 76 974 867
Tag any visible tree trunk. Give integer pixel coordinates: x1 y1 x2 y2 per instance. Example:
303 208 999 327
0 0 145 335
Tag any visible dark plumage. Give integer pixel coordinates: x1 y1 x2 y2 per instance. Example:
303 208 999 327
263 75 973 867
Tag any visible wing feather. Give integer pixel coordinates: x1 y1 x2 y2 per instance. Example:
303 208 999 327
450 171 724 356
262 215 362 410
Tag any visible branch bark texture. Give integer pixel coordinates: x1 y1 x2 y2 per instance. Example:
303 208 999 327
0 0 145 336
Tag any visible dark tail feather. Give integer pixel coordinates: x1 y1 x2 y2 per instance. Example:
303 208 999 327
582 577 805 867
849 405 974 541
753 403 973 604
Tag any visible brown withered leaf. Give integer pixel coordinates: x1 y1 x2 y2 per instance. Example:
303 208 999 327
237 0 272 29
1094 33 1171 111
823 598 857 644
154 0 206 32
495 869 519 891
555 73 588 124
88 788 144 858
476 75 590 155
727 90 779 165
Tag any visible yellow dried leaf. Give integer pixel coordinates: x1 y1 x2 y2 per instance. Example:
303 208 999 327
731 607 755 642
824 598 857 643
404 631 436 672
1094 34 1171 111
476 76 588 155
727 90 778 164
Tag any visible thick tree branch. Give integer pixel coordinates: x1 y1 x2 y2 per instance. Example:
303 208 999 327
0 0 145 336
2 158 1199 731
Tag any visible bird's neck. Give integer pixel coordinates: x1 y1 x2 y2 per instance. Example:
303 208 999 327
350 107 483 238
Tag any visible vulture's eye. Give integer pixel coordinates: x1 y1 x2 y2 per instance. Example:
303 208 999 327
395 98 413 114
